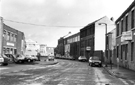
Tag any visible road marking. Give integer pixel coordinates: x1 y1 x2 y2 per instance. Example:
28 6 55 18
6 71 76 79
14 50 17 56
128 80 135 84
119 78 129 85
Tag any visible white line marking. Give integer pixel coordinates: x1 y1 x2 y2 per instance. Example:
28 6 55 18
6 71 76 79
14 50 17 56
119 78 129 85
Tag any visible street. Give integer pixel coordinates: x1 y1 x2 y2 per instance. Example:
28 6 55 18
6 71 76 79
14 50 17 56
0 59 131 85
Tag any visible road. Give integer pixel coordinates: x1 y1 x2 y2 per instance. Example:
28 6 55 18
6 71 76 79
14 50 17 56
0 59 129 85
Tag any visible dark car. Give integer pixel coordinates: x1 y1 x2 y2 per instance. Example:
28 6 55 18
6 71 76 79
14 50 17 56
89 56 102 67
5 54 16 63
0 54 10 66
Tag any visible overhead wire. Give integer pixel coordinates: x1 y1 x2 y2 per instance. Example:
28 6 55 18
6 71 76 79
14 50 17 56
3 18 84 28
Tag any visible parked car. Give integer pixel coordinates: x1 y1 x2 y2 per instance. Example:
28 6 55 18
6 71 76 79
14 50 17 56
78 56 87 61
5 54 16 63
25 55 36 62
0 54 10 66
48 56 54 61
89 56 102 67
14 54 26 63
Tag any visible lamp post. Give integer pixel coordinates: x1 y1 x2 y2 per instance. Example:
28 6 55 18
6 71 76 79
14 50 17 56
98 23 108 67
62 32 71 38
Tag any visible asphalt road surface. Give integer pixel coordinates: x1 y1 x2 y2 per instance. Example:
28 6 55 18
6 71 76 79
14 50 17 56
0 59 129 85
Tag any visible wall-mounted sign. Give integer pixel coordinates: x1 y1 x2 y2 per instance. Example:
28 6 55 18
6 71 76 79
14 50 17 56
121 31 132 42
86 46 91 51
7 42 14 46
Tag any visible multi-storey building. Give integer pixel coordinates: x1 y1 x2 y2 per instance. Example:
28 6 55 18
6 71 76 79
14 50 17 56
0 17 26 58
115 0 135 70
25 39 40 56
40 44 47 56
80 16 115 61
46 47 55 56
57 37 64 57
2 23 25 56
64 32 80 60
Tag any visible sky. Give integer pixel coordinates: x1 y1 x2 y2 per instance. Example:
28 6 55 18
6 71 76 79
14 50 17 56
0 0 134 47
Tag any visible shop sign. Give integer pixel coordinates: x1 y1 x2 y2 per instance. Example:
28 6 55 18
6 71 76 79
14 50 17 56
7 42 14 46
121 31 132 42
86 46 91 51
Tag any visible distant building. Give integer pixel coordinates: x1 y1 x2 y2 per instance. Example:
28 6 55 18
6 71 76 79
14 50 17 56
115 1 135 70
46 47 55 56
40 44 47 56
25 39 40 56
64 32 80 60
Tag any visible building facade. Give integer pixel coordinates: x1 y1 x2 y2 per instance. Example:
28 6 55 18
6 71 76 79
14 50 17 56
64 32 80 60
80 16 115 61
2 23 25 56
40 44 47 56
115 1 135 70
25 39 40 56
46 47 55 56
106 28 116 64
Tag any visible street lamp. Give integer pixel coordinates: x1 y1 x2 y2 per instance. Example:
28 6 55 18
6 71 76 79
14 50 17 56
98 23 108 67
62 31 71 38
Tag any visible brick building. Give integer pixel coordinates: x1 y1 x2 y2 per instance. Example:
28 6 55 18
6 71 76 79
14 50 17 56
80 16 115 61
115 1 135 70
64 32 80 60
0 17 26 56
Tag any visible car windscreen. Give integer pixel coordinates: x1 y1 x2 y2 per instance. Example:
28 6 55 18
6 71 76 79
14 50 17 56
92 57 100 60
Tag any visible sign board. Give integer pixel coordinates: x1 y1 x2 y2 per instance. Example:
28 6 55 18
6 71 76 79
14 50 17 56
7 42 14 46
86 46 91 51
121 31 132 42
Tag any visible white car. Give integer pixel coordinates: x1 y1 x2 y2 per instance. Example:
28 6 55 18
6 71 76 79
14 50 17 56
78 56 87 61
48 56 54 61
89 56 102 67
25 55 37 62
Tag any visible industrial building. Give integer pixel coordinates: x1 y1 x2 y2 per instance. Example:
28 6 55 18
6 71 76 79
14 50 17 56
115 0 135 70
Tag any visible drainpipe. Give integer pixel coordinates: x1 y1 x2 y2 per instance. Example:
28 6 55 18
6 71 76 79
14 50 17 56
0 17 3 55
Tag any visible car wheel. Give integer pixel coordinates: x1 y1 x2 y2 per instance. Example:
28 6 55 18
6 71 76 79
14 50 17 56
2 63 8 66
91 64 93 67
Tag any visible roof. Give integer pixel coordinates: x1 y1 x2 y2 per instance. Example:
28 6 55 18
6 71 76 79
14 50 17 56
115 0 135 23
80 16 107 31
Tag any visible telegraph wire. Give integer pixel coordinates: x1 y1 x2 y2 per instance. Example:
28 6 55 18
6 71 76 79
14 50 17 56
3 18 84 28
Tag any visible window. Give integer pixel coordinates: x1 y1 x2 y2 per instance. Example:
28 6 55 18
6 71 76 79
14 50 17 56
11 33 14 41
117 23 119 36
78 36 80 41
7 32 10 40
125 44 128 60
3 30 6 39
14 35 17 42
121 20 123 34
81 41 85 48
131 10 134 29
121 45 123 59
125 15 128 31
131 42 134 61
117 46 119 58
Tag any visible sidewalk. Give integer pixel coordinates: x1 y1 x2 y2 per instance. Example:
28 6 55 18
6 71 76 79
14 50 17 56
104 64 135 80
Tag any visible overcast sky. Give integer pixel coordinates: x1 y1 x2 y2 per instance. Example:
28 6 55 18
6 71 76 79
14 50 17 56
1 0 134 47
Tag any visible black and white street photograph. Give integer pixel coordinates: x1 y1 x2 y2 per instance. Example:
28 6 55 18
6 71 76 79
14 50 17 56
0 0 135 85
